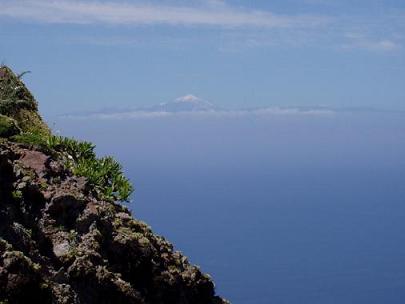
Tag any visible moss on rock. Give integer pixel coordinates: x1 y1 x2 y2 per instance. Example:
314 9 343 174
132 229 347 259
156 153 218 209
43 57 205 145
9 107 49 135
0 115 20 138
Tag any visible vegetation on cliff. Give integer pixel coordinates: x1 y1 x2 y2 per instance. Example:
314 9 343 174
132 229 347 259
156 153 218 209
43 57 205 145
0 66 49 136
0 66 227 304
0 65 133 202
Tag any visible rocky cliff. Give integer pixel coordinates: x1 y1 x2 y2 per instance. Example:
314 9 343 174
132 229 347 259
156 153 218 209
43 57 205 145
0 66 227 304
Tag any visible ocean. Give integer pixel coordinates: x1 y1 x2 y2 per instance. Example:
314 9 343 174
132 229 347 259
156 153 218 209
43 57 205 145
54 111 405 303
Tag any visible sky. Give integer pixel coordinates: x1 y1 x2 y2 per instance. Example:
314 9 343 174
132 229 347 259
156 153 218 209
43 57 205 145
0 0 405 116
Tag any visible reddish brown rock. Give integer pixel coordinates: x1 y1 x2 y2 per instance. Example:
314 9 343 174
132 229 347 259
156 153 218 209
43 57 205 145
19 150 50 177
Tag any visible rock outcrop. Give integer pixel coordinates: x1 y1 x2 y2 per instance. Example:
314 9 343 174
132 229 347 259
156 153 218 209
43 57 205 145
0 67 227 304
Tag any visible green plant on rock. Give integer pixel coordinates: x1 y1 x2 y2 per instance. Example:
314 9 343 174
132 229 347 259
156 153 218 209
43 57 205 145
1 65 133 203
11 190 23 201
0 66 34 103
46 135 95 161
11 132 133 202
0 66 50 136
73 156 133 202
11 132 45 146
0 114 21 138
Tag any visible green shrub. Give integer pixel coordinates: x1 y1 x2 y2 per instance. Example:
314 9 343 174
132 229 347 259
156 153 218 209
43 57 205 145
11 133 134 202
46 135 96 161
73 156 133 202
11 132 45 146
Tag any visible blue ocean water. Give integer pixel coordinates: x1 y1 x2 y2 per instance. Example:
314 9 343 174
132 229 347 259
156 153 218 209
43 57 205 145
54 111 405 303
131 166 405 304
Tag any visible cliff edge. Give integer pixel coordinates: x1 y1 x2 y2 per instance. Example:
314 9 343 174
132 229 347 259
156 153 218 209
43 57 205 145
0 66 227 304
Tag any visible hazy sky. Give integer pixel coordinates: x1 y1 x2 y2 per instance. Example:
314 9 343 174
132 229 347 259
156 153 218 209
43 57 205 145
1 0 404 115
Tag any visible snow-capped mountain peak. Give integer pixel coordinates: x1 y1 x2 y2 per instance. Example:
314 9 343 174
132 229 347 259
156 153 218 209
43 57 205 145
151 95 215 112
175 94 199 102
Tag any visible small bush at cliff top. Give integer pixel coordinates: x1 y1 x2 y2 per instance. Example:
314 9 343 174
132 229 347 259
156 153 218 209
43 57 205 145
11 133 134 202
73 156 133 202
46 135 96 161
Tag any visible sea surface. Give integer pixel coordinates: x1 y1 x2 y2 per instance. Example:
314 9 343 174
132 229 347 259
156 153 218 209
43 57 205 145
54 111 405 303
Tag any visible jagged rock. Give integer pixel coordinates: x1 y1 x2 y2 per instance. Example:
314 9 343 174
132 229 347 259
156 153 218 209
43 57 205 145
19 150 50 176
0 142 227 304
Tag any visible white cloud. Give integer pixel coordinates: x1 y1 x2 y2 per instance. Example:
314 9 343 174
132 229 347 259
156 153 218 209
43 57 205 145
0 0 330 28
342 33 400 51
1 0 402 52
372 40 399 51
61 107 335 120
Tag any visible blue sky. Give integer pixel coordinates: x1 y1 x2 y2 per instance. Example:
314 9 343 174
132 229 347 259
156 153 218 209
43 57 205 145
0 0 404 116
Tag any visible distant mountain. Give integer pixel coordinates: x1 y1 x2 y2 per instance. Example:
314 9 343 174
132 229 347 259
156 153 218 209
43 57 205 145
138 95 216 113
63 95 393 120
62 95 218 118
61 94 397 120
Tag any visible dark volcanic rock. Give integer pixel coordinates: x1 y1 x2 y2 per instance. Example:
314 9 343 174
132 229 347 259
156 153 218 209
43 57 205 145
0 142 228 304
